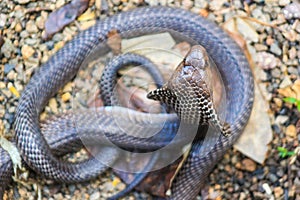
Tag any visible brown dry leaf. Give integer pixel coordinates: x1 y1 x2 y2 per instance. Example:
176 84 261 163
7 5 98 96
87 89 104 107
0 33 4 48
222 18 254 68
114 156 183 197
116 80 161 113
43 0 90 39
223 16 272 164
278 79 300 99
173 42 191 57
234 82 273 164
107 29 122 54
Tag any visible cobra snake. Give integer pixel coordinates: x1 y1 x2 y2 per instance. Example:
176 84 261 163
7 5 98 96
0 6 254 199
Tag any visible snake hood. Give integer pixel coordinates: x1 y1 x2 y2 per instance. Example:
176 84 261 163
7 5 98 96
147 45 231 136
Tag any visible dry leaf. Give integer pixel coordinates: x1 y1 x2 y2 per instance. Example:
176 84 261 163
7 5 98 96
116 80 161 113
43 0 90 39
234 82 273 164
114 156 183 197
223 17 272 164
107 30 122 54
0 34 4 48
222 18 254 69
87 89 104 107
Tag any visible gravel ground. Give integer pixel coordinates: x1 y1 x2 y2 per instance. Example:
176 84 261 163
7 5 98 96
0 0 300 199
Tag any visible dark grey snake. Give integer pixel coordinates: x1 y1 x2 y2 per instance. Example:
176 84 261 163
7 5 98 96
0 6 254 199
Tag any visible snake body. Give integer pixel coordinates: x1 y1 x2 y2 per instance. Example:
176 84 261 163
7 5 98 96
0 6 253 199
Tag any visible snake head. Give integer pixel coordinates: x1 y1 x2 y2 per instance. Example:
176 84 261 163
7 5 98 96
147 45 231 136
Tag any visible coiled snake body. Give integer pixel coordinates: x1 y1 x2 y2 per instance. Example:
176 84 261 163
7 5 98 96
0 7 254 199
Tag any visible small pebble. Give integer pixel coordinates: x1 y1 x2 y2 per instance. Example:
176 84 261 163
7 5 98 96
274 187 284 198
242 159 257 172
270 43 282 56
262 183 272 195
4 64 15 74
61 92 71 102
16 0 31 4
271 68 281 78
49 98 58 114
279 76 292 88
89 191 100 200
256 52 278 69
21 45 35 60
15 23 22 32
268 173 278 183
26 20 38 33
285 124 296 138
275 115 289 125
0 14 7 27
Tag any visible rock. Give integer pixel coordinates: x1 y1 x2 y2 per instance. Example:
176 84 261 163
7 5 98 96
89 191 100 200
271 68 281 78
274 187 284 198
7 71 16 80
209 0 227 11
289 46 297 59
194 0 208 8
280 76 292 88
1 39 16 58
36 16 45 30
276 168 284 177
49 98 58 114
182 0 193 9
16 0 31 4
62 82 73 93
287 66 298 75
275 115 289 125
242 159 257 172
61 92 71 102
286 124 297 138
56 0 65 8
15 23 22 32
21 45 35 60
279 0 290 6
0 82 5 89
268 173 278 183
273 98 282 107
111 0 121 5
270 43 282 56
26 20 38 33
95 0 101 9
262 183 272 195
0 14 7 27
254 44 268 51
283 2 300 19
4 64 15 74
256 52 279 69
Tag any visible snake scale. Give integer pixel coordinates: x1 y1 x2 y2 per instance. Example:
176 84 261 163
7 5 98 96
0 6 254 199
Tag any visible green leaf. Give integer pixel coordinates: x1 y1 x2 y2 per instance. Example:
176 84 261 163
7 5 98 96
277 147 287 153
283 97 297 104
297 103 300 112
287 151 296 156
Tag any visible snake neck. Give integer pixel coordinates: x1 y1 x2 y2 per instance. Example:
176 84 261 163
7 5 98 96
147 45 231 136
